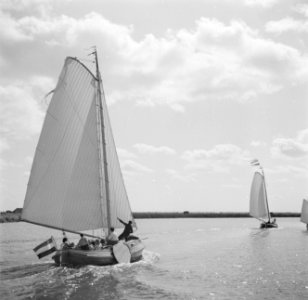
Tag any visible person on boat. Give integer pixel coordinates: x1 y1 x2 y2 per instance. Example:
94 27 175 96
89 240 95 250
61 237 74 250
100 238 106 248
76 233 89 250
93 239 101 250
106 227 119 245
117 218 133 240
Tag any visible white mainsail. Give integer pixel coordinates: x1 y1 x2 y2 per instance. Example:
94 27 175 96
22 57 134 233
249 171 269 221
300 199 308 224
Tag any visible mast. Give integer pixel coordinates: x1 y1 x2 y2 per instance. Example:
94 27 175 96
94 48 112 234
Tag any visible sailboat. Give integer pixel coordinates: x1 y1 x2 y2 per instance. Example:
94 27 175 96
21 49 145 266
249 159 278 229
300 198 308 230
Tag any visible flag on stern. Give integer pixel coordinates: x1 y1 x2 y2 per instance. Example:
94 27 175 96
33 236 57 259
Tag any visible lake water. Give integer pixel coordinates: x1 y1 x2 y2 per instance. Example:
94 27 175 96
0 218 307 299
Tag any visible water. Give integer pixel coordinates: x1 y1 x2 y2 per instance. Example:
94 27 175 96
1 218 307 299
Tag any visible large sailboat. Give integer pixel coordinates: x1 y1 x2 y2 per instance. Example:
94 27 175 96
300 198 308 230
249 159 278 229
22 49 145 266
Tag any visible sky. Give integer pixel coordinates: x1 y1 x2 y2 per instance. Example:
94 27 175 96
0 0 307 213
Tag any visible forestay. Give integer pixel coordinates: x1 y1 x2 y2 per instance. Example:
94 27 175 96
22 57 134 232
249 171 269 221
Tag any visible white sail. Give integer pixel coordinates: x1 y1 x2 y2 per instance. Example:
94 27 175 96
100 70 135 229
22 57 134 232
249 171 269 221
300 199 308 224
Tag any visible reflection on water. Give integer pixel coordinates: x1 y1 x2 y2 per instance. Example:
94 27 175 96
1 218 308 299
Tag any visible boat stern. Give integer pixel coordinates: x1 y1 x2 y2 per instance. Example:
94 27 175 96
125 239 145 262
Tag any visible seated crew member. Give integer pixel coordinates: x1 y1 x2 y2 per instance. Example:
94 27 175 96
61 237 74 250
76 234 89 250
106 227 119 245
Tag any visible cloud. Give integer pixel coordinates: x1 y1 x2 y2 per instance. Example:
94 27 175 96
271 128 308 158
1 9 307 112
0 77 54 205
294 4 308 18
0 83 45 140
121 160 153 176
243 34 307 79
266 17 308 34
182 144 251 173
117 148 137 160
133 143 176 155
265 4 308 35
117 149 155 177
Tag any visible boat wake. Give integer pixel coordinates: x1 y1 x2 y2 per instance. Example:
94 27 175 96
0 261 55 280
1 249 159 299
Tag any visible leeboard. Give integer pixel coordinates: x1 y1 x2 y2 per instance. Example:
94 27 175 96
113 242 131 263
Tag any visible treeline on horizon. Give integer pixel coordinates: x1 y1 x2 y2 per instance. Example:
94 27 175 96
0 208 301 223
133 212 300 218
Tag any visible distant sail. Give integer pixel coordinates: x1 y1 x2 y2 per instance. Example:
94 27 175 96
22 57 134 232
249 171 269 221
300 199 308 224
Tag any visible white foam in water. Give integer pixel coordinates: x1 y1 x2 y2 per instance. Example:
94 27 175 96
140 250 160 264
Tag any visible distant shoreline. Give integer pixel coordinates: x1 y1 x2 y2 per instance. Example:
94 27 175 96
0 209 301 223
133 212 300 218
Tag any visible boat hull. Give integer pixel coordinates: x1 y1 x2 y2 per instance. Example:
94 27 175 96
52 239 144 266
260 222 278 229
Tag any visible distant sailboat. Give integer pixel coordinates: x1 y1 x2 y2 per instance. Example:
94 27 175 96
249 159 277 228
22 49 145 266
300 199 308 230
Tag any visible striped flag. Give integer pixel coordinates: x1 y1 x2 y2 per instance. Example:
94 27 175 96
33 236 57 259
250 159 260 166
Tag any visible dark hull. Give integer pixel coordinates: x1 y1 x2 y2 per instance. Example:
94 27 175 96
52 239 144 266
260 222 278 229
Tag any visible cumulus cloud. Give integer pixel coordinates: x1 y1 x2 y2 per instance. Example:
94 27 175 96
294 4 308 17
0 0 53 13
0 74 56 205
182 144 251 173
0 83 45 140
121 160 153 177
271 128 308 158
117 148 137 160
116 149 155 177
265 4 308 35
266 17 308 34
1 8 308 112
133 143 176 155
